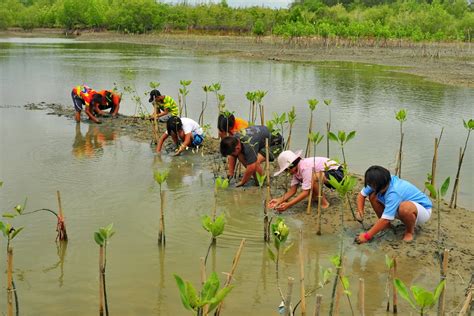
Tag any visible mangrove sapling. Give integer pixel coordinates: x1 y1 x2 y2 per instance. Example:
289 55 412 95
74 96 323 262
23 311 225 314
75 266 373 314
94 223 115 316
209 83 225 113
154 170 169 246
256 171 270 242
393 278 445 316
384 255 398 313
449 119 473 208
245 91 256 124
425 177 450 250
285 106 296 150
199 85 210 126
267 218 292 304
179 80 192 117
306 132 324 217
174 272 234 316
304 99 319 157
394 109 407 178
327 130 356 167
430 128 444 193
271 112 288 153
329 255 354 316
255 90 268 126
324 99 332 158
202 214 226 267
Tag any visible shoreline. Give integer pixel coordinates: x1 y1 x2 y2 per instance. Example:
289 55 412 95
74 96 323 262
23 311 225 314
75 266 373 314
2 28 473 88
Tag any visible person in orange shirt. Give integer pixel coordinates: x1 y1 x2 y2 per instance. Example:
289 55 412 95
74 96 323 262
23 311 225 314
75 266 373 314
217 113 249 139
71 85 101 124
96 90 121 118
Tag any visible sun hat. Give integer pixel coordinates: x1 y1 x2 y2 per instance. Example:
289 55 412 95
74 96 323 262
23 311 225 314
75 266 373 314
274 150 303 176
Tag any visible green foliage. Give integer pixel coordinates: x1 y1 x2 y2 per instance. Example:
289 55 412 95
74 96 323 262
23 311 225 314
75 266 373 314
328 130 356 145
385 254 394 269
327 173 357 198
308 99 319 111
287 106 296 125
308 131 324 145
396 108 407 122
153 170 169 185
324 99 332 106
202 213 225 238
174 272 233 313
425 177 450 200
463 119 474 130
94 223 115 246
394 278 446 314
0 221 23 242
255 172 266 188
215 176 229 190
330 254 341 268
253 19 265 36
271 217 289 249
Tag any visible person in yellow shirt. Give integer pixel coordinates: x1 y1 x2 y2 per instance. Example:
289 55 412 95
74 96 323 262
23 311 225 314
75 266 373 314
148 89 178 122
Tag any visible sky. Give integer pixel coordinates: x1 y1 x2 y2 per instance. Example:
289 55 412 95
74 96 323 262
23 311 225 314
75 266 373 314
163 0 293 8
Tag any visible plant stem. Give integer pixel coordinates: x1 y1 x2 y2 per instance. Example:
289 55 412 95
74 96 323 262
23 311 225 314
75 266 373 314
306 171 315 215
326 121 331 158
392 257 398 313
316 172 323 236
450 128 470 208
264 139 271 242
314 294 322 316
204 237 215 267
430 128 443 192
56 191 68 241
158 189 166 245
339 274 354 316
438 249 449 316
299 230 306 316
99 245 104 316
7 246 13 316
305 112 313 157
12 280 18 316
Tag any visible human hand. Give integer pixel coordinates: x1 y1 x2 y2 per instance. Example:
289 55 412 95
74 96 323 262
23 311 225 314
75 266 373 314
355 232 370 244
96 120 102 124
355 210 364 222
275 202 289 212
268 199 279 209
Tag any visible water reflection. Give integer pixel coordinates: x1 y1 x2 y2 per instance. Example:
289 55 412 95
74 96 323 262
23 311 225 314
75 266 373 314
43 241 68 288
72 123 117 159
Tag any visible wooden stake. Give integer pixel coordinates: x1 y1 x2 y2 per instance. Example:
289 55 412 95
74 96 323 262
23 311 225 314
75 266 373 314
458 275 473 316
314 294 322 316
430 128 443 191
56 191 68 241
158 190 166 245
307 171 316 215
392 257 398 314
99 246 104 316
264 139 271 242
359 278 365 316
215 239 245 316
299 230 306 315
316 172 323 235
7 246 13 316
285 277 295 316
326 122 331 158
200 257 206 286
438 249 449 316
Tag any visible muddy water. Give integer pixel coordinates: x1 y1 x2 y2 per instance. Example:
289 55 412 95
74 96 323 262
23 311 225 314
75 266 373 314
0 38 472 315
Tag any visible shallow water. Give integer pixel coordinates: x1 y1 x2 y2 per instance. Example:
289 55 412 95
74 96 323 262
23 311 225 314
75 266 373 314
0 37 472 315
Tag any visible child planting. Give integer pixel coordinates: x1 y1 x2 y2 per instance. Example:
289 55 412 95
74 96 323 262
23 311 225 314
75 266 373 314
156 116 205 155
268 150 343 212
355 165 432 243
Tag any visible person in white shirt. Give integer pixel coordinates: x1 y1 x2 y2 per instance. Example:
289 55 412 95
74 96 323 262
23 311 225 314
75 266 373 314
156 116 204 155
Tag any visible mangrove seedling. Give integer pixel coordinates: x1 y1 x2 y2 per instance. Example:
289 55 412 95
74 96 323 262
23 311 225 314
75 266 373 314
393 278 445 316
174 272 234 316
328 130 356 167
306 132 325 217
384 255 398 313
449 119 473 208
94 223 115 316
209 83 225 112
304 99 319 157
267 218 292 305
256 171 271 242
255 90 267 125
324 99 332 157
270 112 287 152
425 177 450 250
123 85 150 119
179 80 192 117
394 109 407 178
199 85 210 126
246 91 257 124
154 170 169 246
328 254 354 316
429 128 444 193
202 213 225 266
284 106 296 150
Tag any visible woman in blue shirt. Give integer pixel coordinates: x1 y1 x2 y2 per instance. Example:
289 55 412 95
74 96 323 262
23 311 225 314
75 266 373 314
355 165 432 243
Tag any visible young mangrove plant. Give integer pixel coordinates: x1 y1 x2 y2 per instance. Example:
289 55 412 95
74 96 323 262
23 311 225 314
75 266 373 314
324 99 332 157
202 214 225 267
393 278 445 316
306 132 324 218
179 80 192 117
123 84 150 119
199 85 210 126
270 112 287 153
255 90 267 126
174 272 234 316
425 177 450 249
394 109 407 178
304 99 319 157
267 218 292 310
94 223 115 316
284 106 296 150
209 83 225 112
328 130 356 167
449 119 473 208
154 170 169 246
329 254 354 316
384 255 398 313
429 128 444 193
256 171 270 242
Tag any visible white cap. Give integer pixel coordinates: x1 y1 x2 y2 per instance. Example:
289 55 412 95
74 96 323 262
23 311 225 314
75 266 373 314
274 150 302 176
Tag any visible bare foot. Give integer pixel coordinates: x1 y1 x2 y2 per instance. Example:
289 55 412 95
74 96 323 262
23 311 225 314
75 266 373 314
402 232 414 242
321 201 330 209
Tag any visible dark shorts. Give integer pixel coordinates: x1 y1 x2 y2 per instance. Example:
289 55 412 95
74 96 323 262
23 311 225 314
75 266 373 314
324 166 344 189
72 92 84 112
192 132 204 147
258 133 284 162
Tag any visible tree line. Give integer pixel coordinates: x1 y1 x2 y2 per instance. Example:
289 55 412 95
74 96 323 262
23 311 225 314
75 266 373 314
0 0 472 42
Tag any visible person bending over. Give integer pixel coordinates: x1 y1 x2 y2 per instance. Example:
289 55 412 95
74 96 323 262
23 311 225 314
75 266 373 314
268 150 343 212
355 165 432 243
217 113 248 139
71 85 101 124
149 89 178 122
97 90 121 117
156 116 204 156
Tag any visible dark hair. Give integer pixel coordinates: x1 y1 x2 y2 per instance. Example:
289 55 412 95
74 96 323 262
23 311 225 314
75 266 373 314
91 93 103 106
220 136 238 156
288 157 302 170
364 165 391 194
217 113 235 133
166 116 183 135
148 89 161 103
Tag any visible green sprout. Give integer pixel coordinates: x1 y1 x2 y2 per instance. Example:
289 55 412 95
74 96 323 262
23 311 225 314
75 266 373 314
304 99 319 157
394 278 445 316
154 170 169 245
94 223 115 316
425 177 450 249
285 106 297 150
324 99 332 157
179 80 192 117
328 130 356 166
395 108 408 177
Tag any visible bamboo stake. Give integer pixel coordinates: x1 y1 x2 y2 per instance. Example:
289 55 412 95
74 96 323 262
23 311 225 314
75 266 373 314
158 190 166 245
453 147 462 209
215 239 245 316
7 246 13 316
430 128 443 191
316 172 323 235
314 294 322 316
450 122 470 208
359 278 365 316
285 277 295 316
264 139 271 242
200 257 206 286
299 230 306 315
392 257 398 313
326 122 330 158
439 249 449 316
99 246 104 316
306 171 316 215
458 275 473 315
260 103 265 126
56 191 68 241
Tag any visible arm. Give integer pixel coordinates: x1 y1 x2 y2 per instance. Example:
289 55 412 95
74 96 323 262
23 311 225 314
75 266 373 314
175 133 192 155
275 188 309 212
356 192 366 220
236 161 256 187
84 107 101 124
156 133 168 153
227 155 236 179
157 108 169 118
94 104 108 117
268 185 298 208
357 218 391 244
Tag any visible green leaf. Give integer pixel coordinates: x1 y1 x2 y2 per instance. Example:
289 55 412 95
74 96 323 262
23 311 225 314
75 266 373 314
208 285 234 312
201 215 212 233
323 99 332 106
346 131 356 142
94 232 105 246
201 272 220 303
322 268 333 285
394 279 416 309
173 274 192 310
215 177 222 189
267 247 276 262
2 213 16 219
331 255 341 268
0 221 8 237
433 280 446 302
385 254 394 269
440 177 450 197
212 214 225 237
0 181 3 187
308 99 319 111
10 227 24 240
327 175 341 192
185 281 200 309
338 130 346 143
396 109 407 122
411 285 434 308
328 132 338 142
341 276 350 293
425 183 437 199
283 242 293 255
221 179 229 189
256 172 266 188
